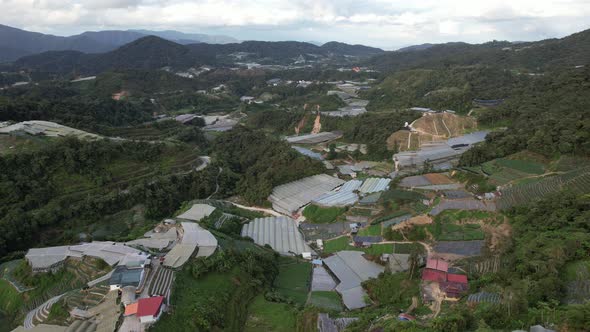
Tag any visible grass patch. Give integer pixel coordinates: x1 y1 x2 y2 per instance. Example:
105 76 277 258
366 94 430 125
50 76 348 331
358 224 382 236
427 210 493 241
381 189 425 203
245 295 297 332
303 205 346 223
309 291 343 311
274 257 311 306
323 237 393 255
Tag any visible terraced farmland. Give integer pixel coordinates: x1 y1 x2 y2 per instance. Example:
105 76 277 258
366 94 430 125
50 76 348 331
149 268 175 296
497 167 590 209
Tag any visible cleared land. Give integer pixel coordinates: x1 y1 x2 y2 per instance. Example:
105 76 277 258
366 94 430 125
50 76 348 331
323 236 393 255
245 295 297 332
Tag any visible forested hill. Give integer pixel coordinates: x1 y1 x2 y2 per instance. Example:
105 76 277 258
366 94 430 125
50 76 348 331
10 36 384 75
368 28 590 72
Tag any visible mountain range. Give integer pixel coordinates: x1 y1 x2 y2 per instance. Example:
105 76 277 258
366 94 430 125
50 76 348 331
0 24 238 62
9 35 385 74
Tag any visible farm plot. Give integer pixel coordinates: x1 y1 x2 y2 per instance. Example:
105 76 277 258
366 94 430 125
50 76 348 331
273 258 311 306
430 199 496 216
357 225 382 236
299 222 351 241
497 167 590 209
434 240 485 257
323 236 393 255
309 291 343 311
479 156 547 185
428 210 493 241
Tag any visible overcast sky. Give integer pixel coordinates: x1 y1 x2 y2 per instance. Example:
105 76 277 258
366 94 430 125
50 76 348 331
2 0 590 49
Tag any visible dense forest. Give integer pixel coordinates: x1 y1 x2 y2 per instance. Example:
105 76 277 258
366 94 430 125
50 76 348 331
460 66 590 165
213 127 325 204
0 137 218 257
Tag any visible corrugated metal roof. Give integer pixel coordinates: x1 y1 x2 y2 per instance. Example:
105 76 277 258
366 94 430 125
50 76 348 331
177 204 216 221
323 251 384 310
164 222 217 268
358 178 391 194
340 179 363 192
269 174 345 215
241 216 313 255
467 292 501 304
312 191 359 207
286 131 343 144
292 146 324 160
447 131 489 146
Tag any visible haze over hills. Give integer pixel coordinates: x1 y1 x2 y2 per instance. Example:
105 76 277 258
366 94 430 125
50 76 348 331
0 24 238 62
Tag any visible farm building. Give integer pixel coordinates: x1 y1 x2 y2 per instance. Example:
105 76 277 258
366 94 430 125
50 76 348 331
422 259 469 299
163 222 217 268
473 99 504 107
177 204 216 221
426 258 449 272
381 214 412 227
352 236 382 247
25 242 149 273
359 192 382 205
126 296 166 324
269 174 345 215
108 265 146 291
340 179 363 192
292 146 324 160
174 114 199 124
127 228 177 250
382 253 411 273
317 313 358 332
312 190 359 207
121 286 137 306
430 199 496 216
286 131 343 144
358 178 391 194
467 292 501 305
394 132 488 172
324 251 384 309
241 216 313 255
0 120 100 139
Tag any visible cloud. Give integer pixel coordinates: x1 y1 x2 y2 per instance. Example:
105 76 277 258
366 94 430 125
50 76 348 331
0 0 588 48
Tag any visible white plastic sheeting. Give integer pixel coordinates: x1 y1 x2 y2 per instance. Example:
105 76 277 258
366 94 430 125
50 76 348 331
241 216 313 255
269 174 345 215
312 190 359 207
164 222 217 268
358 178 391 194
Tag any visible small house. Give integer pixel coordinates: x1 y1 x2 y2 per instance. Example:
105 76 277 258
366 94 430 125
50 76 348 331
137 296 165 324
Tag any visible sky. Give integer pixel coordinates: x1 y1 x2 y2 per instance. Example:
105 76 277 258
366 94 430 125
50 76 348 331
2 0 590 49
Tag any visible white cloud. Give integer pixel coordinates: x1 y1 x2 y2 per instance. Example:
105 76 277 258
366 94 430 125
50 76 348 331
0 0 588 48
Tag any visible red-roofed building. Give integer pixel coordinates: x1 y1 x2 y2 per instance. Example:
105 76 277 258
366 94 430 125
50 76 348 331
447 273 468 284
440 281 469 299
422 269 447 283
426 258 448 272
137 296 165 324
